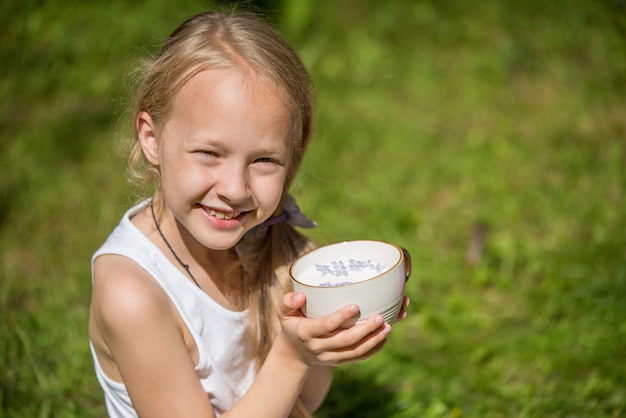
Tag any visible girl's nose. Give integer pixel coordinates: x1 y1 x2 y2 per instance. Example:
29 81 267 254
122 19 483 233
215 163 249 203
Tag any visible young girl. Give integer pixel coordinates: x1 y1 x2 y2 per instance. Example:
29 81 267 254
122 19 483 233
89 10 408 418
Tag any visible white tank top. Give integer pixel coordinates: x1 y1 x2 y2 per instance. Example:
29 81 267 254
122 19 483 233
90 200 255 417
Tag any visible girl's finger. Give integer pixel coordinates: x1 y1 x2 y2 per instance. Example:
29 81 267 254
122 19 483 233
308 313 389 354
302 304 361 338
277 292 307 317
318 323 391 365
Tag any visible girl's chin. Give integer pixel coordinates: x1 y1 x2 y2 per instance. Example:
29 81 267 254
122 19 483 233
202 226 263 251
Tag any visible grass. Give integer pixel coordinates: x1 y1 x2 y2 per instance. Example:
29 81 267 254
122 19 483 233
1 0 625 416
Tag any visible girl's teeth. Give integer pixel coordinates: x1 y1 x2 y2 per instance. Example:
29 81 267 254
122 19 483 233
209 210 239 220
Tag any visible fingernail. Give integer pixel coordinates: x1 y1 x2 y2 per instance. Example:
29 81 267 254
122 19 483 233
374 315 384 326
349 304 359 315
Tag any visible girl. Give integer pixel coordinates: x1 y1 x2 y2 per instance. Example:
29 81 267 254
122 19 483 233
89 10 408 418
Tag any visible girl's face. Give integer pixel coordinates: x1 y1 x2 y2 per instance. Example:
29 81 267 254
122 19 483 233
138 68 292 251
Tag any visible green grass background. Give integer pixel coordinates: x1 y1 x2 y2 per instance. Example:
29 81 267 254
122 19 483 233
1 0 625 416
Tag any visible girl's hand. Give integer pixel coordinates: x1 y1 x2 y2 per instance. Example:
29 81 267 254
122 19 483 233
277 292 392 367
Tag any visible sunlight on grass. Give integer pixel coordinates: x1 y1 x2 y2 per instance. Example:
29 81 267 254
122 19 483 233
1 0 625 416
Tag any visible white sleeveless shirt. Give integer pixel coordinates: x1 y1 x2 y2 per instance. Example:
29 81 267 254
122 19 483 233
90 200 256 417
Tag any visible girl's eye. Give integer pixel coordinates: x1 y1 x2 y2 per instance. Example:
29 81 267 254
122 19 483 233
200 151 219 158
255 157 281 165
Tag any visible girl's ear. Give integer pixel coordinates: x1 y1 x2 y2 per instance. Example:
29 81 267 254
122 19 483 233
137 111 159 165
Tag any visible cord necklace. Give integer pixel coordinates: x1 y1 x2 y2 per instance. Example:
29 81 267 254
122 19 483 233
150 202 202 290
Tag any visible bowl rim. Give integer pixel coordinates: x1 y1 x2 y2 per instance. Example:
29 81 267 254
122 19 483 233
289 239 405 289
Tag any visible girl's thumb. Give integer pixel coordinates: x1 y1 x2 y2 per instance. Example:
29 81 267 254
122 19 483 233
278 292 306 316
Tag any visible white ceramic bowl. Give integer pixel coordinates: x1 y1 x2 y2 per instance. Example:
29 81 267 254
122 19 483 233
290 240 411 327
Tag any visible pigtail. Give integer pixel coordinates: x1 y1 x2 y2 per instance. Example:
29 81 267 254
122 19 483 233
268 222 317 418
230 219 316 418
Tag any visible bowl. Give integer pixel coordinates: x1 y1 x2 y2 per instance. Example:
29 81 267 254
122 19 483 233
289 240 411 327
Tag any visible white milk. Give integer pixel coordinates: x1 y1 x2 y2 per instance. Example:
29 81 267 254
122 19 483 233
296 258 388 287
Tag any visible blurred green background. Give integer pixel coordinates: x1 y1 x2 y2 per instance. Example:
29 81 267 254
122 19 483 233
1 0 625 416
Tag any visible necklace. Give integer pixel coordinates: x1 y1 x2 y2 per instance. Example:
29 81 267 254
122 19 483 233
150 202 202 289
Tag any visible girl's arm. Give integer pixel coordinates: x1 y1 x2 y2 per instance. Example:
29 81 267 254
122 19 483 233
221 292 390 417
295 295 410 413
92 257 391 418
300 365 333 412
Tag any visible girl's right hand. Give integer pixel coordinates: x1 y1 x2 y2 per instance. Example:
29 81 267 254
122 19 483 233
276 291 391 367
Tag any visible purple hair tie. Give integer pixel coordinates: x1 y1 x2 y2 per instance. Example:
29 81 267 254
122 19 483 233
263 195 317 229
262 212 289 227
235 195 316 260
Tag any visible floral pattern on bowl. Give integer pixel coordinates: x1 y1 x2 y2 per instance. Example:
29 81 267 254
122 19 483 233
314 259 387 286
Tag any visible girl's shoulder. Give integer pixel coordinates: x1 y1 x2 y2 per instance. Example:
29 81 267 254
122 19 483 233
92 254 175 329
90 253 192 388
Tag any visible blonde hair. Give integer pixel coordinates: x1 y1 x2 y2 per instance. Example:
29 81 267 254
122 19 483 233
126 10 316 418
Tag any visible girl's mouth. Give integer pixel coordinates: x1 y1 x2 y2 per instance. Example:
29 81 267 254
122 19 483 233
197 203 245 221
